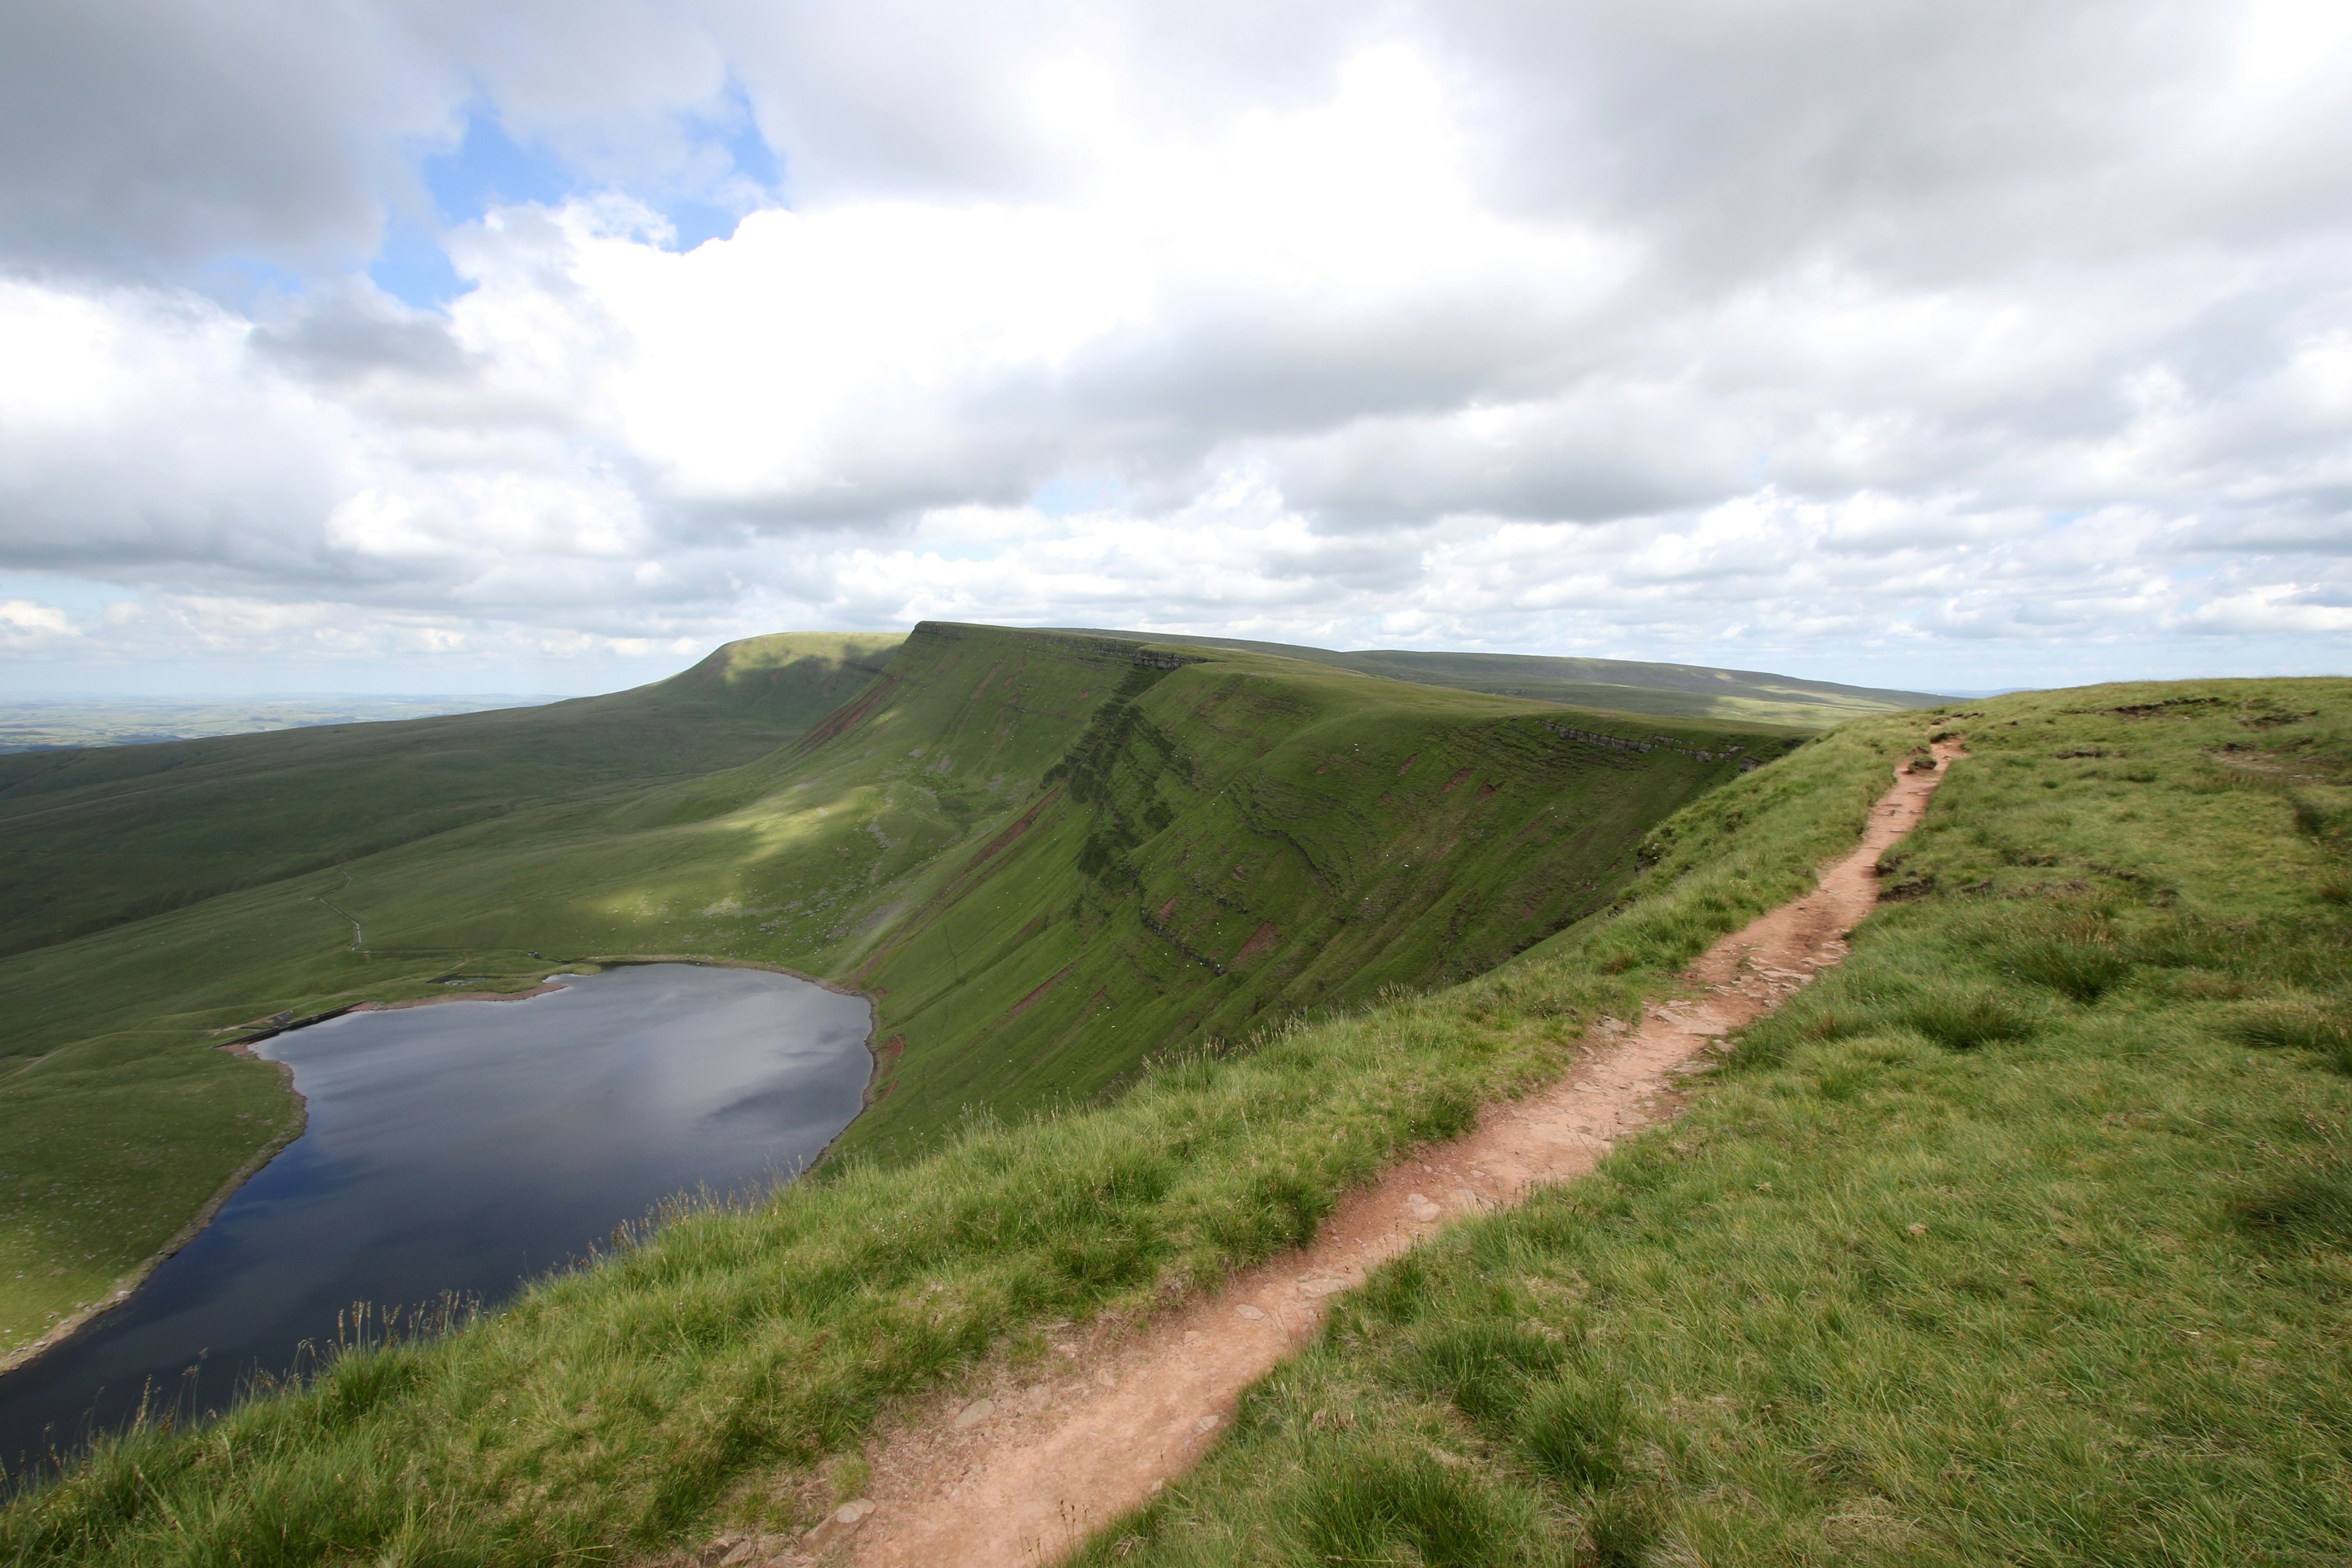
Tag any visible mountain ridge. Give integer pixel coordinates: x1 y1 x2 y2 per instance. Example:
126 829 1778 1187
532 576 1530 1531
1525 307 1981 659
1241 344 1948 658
1047 627 1947 724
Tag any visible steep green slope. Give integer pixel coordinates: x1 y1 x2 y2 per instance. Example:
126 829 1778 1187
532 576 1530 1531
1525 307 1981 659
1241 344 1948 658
1055 627 1946 726
0 632 902 959
835 640 1784 1151
0 624 1789 1359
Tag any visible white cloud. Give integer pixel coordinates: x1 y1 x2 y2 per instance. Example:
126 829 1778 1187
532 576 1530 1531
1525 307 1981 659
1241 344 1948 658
0 1 2347 692
0 598 81 651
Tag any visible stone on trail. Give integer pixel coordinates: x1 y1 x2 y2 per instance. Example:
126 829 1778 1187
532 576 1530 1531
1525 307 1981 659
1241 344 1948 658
1233 1303 1267 1321
1404 1193 1442 1223
801 1499 876 1553
953 1398 996 1430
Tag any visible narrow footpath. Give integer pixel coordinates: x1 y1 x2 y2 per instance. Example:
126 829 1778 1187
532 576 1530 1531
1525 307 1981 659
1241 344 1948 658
760 745 1958 1568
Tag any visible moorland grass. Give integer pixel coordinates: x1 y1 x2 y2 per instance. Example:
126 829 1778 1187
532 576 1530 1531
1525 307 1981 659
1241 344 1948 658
1069 678 2352 1567
0 677 1917 1562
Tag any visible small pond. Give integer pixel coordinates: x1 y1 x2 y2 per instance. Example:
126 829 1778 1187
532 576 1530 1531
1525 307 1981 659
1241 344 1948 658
0 963 871 1472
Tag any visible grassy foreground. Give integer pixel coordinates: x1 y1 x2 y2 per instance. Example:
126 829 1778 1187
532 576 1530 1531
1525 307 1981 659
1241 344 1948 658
0 673 1919 1559
1074 679 2352 1567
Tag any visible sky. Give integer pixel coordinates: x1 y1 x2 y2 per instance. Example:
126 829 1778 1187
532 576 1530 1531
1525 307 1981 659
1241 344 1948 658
0 1 2348 696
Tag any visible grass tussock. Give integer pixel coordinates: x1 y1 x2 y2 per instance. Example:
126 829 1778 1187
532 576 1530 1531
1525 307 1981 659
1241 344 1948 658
2230 1000 2352 1068
0 704 1915 1564
1071 678 2352 1568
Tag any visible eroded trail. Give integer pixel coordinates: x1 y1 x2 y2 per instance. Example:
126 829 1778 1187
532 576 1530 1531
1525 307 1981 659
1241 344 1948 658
804 748 1958 1568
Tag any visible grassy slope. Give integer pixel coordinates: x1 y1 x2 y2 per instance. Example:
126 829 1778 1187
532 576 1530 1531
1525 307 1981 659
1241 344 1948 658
0 632 902 959
1054 628 1947 727
1071 679 2352 1567
15 677 2332 1566
0 624 1784 1359
236 625 1790 1148
0 673 1918 1559
15 676 2341 1567
832 631 1789 1153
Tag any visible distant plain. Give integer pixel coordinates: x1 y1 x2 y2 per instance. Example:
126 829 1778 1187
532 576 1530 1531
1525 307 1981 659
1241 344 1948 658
0 697 559 755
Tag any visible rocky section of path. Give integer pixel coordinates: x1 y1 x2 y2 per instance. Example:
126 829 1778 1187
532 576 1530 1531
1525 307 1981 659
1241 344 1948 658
723 745 1958 1568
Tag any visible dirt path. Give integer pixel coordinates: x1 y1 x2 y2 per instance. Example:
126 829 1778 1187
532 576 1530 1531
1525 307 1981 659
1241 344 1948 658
769 746 1958 1568
317 867 364 951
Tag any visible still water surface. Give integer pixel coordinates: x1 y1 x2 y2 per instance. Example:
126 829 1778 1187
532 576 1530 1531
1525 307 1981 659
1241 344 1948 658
0 964 870 1471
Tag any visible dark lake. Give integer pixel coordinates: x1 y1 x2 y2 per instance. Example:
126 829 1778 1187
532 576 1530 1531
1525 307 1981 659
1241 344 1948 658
0 963 871 1473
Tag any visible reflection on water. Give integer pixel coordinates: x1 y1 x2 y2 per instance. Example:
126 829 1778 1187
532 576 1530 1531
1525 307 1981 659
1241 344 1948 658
0 964 870 1471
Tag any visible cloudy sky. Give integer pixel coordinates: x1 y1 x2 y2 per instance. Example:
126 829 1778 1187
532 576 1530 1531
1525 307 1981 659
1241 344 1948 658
2 0 2348 695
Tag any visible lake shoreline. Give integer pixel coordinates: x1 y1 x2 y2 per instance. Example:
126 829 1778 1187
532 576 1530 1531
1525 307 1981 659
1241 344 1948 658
0 955 879 1390
0 1055 309 1383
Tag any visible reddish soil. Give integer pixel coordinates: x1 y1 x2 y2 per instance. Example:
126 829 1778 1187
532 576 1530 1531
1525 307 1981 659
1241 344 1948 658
734 746 1957 1568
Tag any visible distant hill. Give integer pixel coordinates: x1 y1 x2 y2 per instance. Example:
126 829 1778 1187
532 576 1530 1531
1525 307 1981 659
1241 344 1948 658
0 633 904 958
1052 630 1946 726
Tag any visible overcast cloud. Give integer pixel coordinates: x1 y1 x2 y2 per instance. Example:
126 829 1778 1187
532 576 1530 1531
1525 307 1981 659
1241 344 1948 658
0 0 2346 693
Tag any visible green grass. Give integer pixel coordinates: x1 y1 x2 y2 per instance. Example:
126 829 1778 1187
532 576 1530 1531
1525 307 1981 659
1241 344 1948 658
0 669 1915 1561
0 632 903 959
0 624 1789 1354
1064 678 2352 1568
822 628 1797 1153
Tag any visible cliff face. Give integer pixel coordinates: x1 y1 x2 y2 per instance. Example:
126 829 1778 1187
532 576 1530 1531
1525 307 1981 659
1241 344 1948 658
758 623 1796 1152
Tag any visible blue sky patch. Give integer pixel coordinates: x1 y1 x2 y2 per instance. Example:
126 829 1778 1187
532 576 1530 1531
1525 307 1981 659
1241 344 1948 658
423 110 576 224
364 93 784 301
1029 474 1126 518
368 219 472 309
